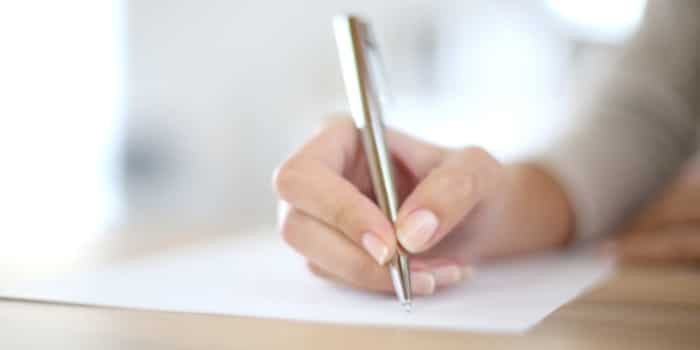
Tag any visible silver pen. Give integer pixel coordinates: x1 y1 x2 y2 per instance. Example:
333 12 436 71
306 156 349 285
333 14 413 311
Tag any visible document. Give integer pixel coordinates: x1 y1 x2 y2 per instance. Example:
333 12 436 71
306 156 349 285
0 229 614 333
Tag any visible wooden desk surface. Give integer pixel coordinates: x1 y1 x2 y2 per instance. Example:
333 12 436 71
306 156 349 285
1 230 699 349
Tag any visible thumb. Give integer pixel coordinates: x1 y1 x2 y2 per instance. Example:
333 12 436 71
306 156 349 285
395 147 504 253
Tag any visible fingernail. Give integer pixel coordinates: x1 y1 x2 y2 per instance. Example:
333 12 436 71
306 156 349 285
361 233 389 264
397 209 439 253
411 272 436 295
432 265 463 286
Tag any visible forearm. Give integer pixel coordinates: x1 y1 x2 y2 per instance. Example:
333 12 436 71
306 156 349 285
538 0 700 240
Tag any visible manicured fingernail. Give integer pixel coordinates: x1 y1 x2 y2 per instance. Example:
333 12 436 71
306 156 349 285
411 272 436 295
432 265 463 286
397 209 439 253
361 233 389 264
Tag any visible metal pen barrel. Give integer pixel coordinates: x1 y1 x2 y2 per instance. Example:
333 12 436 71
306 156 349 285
333 15 413 310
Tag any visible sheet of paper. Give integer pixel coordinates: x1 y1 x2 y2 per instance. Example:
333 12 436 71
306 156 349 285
0 229 614 333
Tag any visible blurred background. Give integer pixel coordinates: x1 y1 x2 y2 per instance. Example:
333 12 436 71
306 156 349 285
0 0 647 279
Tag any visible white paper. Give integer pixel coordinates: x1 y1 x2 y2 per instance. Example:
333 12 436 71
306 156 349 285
0 229 614 333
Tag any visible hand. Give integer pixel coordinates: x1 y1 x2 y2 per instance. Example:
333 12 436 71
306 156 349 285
607 161 700 264
273 117 573 295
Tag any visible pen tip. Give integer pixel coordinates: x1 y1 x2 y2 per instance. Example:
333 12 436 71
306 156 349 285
402 302 412 313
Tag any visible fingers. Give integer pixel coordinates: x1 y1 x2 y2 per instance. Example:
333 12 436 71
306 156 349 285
395 147 504 253
609 224 700 263
307 260 469 292
385 128 446 179
275 162 395 263
273 118 396 264
409 257 475 288
275 118 482 295
281 208 436 295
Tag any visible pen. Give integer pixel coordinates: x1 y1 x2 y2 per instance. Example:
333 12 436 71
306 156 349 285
333 14 413 311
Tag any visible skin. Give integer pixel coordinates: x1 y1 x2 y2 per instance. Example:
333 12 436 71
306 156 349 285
273 117 574 295
610 159 700 264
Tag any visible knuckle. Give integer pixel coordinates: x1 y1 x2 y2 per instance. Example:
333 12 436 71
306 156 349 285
442 165 472 183
271 166 284 193
462 146 490 161
461 146 499 168
316 116 358 144
306 263 326 279
272 158 301 197
320 115 354 132
437 166 476 198
460 146 504 191
279 209 303 247
345 257 376 283
330 199 357 233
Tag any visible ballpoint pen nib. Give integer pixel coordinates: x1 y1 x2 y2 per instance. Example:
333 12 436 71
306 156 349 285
402 302 412 313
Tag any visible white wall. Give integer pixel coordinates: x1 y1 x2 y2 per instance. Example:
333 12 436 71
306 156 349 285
124 0 446 229
122 0 636 231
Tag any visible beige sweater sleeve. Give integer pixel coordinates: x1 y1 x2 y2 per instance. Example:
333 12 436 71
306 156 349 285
538 0 700 240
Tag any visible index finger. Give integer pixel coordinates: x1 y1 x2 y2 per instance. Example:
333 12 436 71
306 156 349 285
273 118 397 263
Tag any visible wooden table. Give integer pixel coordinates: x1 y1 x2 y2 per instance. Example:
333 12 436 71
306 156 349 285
1 229 699 349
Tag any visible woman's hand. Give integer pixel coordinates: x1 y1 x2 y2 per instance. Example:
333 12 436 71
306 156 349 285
609 160 700 264
273 117 573 295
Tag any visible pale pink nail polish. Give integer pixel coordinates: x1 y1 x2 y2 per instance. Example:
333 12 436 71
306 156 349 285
410 272 436 295
361 233 389 264
432 265 462 286
397 209 439 253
